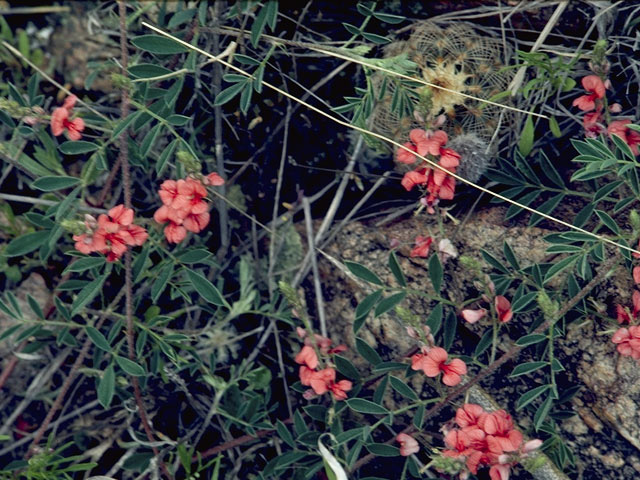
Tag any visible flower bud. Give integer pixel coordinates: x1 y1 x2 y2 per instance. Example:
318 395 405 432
60 219 87 235
537 290 558 320
176 150 201 173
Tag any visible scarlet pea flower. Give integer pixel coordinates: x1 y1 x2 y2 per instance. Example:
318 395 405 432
582 110 604 137
397 129 460 213
328 378 353 401
443 427 487 462
396 140 419 165
173 178 209 214
396 433 420 456
461 308 487 325
615 290 640 324
420 130 449 156
608 119 640 156
489 464 511 480
411 347 467 386
633 266 640 285
441 404 534 480
410 235 433 258
401 168 428 191
294 345 318 369
183 211 210 234
309 368 336 395
163 223 187 244
612 326 640 360
572 75 606 112
300 367 352 400
51 94 85 141
478 410 523 453
494 296 513 323
455 403 487 430
99 204 133 231
204 172 225 186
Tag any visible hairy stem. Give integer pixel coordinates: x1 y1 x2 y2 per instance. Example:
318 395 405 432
118 2 171 478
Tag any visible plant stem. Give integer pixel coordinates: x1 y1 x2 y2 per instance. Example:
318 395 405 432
490 318 498 365
117 2 171 478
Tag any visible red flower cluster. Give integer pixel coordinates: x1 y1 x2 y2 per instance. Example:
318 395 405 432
51 95 85 141
153 173 225 243
442 404 540 480
572 75 606 113
396 129 461 213
294 331 351 401
73 205 148 262
411 346 467 386
572 75 640 154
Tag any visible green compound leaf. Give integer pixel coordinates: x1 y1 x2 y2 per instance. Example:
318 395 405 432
356 337 381 365
365 443 400 457
428 253 443 292
214 81 246 106
334 355 360 381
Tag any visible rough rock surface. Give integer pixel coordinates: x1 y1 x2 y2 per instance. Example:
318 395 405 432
319 209 638 479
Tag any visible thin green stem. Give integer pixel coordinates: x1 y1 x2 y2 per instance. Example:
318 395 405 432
490 318 498 365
